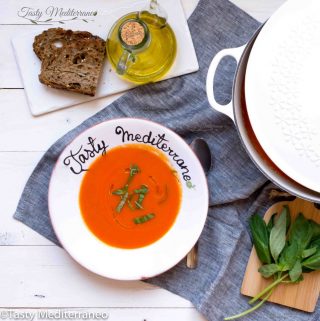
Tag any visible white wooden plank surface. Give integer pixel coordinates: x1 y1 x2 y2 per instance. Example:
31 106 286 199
0 0 285 320
0 89 119 151
230 0 285 22
0 0 284 88
0 247 193 308
0 309 207 321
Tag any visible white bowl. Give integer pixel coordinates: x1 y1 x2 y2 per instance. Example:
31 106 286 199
48 118 209 280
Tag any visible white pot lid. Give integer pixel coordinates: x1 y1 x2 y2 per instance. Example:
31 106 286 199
245 0 320 193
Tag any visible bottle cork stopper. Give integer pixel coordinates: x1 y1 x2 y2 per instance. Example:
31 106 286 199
120 21 145 46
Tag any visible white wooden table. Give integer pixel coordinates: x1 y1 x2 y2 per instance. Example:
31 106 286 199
0 0 284 320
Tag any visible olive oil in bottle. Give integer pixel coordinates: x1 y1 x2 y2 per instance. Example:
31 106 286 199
106 1 177 84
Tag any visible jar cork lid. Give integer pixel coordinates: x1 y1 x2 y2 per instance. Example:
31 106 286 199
119 19 148 48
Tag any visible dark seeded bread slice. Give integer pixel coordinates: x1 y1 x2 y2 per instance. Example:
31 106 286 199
33 28 97 60
33 28 106 96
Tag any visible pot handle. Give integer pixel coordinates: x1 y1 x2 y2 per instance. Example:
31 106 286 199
206 45 246 121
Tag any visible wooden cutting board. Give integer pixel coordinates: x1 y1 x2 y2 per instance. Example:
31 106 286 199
241 198 320 312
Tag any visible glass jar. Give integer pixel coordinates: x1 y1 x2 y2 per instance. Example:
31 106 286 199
106 1 176 84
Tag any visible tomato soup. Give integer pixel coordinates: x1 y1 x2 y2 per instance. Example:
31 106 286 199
79 144 182 249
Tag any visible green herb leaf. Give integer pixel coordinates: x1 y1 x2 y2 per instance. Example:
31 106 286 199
130 164 140 177
302 266 314 273
249 214 271 264
269 208 287 262
292 274 304 283
302 251 320 270
310 238 320 250
127 199 135 211
134 186 148 209
133 213 155 224
126 164 140 184
288 213 313 254
309 220 320 241
278 240 299 271
112 164 142 212
116 192 128 213
112 189 126 195
284 205 291 233
267 213 277 236
302 247 317 259
258 264 280 278
134 185 148 194
273 206 290 233
135 201 143 209
289 260 302 282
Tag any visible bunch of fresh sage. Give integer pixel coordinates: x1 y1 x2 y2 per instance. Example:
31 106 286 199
225 205 320 320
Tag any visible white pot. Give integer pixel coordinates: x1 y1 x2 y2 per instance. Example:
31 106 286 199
206 28 320 203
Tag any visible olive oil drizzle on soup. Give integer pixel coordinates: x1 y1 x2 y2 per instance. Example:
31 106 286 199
79 144 182 249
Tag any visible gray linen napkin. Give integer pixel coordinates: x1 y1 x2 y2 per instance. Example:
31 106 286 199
14 0 319 320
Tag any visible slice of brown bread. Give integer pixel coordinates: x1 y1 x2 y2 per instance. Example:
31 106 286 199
33 28 106 96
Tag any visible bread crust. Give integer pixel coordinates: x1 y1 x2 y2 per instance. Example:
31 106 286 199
33 28 106 96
